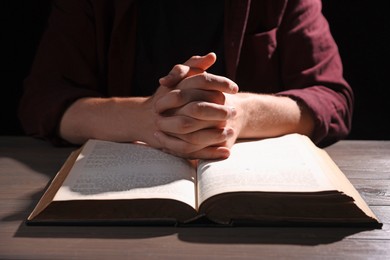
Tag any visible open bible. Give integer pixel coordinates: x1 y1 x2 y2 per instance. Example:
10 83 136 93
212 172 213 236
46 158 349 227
27 134 382 227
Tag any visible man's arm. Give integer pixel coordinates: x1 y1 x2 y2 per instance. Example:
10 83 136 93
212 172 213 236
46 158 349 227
59 53 239 159
154 69 315 159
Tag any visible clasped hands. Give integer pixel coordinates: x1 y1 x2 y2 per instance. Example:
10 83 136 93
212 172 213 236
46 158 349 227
59 53 310 158
150 53 243 160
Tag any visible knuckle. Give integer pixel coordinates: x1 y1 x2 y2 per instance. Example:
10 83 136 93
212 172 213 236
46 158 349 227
190 55 201 60
171 64 187 76
171 89 184 104
198 73 235 93
190 102 206 117
177 117 194 133
202 72 213 83
191 72 210 85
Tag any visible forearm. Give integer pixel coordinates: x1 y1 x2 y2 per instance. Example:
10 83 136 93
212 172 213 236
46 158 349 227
237 93 315 140
59 96 155 145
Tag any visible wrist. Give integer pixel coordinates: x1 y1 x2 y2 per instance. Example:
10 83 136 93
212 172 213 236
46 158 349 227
59 96 154 144
235 93 314 139
233 93 257 139
110 96 157 144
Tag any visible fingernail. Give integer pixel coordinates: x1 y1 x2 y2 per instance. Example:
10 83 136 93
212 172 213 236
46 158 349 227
218 148 231 159
224 128 234 137
231 84 239 93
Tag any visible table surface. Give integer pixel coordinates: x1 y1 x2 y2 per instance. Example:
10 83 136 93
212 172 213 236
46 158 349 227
1 136 389 259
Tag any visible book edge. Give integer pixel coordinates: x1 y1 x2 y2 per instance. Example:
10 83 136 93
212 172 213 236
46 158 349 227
27 147 82 221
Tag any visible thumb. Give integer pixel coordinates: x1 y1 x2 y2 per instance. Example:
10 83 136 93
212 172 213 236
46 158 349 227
159 52 217 87
183 52 217 70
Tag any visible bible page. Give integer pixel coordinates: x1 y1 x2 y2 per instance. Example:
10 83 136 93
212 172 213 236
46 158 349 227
54 140 196 208
197 134 336 206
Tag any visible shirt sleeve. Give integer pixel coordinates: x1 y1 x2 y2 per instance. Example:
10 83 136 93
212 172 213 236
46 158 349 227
18 0 102 145
276 0 354 147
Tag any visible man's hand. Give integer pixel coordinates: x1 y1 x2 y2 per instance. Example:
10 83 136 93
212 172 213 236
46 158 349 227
152 53 241 159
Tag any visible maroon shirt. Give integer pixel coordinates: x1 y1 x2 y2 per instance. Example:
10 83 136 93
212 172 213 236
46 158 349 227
18 0 353 147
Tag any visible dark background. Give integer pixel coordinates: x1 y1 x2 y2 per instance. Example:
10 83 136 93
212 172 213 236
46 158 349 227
1 1 389 140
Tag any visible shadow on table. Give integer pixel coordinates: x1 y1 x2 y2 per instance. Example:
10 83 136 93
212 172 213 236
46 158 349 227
13 220 375 245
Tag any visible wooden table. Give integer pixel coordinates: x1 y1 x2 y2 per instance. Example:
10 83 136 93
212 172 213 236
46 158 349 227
1 136 389 259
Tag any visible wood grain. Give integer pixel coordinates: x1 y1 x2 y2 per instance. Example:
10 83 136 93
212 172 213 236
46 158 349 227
1 137 389 259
